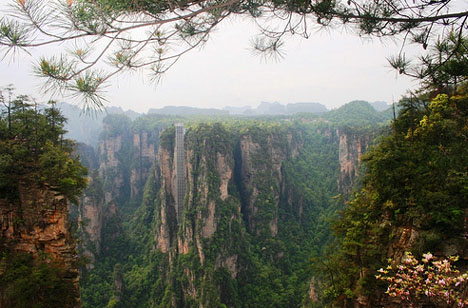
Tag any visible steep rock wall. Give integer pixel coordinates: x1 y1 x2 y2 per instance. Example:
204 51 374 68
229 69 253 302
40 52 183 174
76 118 161 274
99 134 125 204
153 124 315 306
78 175 104 269
0 185 80 307
98 122 160 205
336 128 373 193
155 144 177 254
130 131 158 198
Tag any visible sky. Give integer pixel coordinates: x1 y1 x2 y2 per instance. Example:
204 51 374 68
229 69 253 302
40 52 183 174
0 15 420 113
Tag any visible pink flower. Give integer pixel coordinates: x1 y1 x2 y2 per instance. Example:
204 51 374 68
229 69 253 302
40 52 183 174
422 253 433 263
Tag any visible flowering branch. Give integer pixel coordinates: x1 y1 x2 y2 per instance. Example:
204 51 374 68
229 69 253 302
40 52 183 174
376 252 468 308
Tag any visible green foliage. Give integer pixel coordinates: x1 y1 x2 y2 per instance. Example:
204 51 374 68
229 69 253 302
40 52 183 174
324 85 468 305
101 114 132 138
0 92 87 202
80 111 391 308
0 251 78 308
390 32 468 93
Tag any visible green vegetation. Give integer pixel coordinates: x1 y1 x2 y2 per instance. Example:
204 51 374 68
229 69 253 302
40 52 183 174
324 100 393 127
0 16 465 308
0 252 78 308
320 61 468 306
78 105 391 308
77 33 467 308
0 88 87 308
4 80 464 308
0 92 87 202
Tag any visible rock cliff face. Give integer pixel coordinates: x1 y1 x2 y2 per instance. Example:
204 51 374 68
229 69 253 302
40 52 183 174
78 116 164 272
336 128 373 193
154 144 176 254
0 185 80 307
98 124 160 205
153 124 343 306
79 117 383 308
131 131 158 197
99 134 125 204
78 175 104 269
155 125 299 249
238 134 285 237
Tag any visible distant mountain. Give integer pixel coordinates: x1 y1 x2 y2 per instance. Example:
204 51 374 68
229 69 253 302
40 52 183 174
369 101 391 112
222 106 253 115
286 102 328 114
324 100 393 126
148 106 229 115
257 101 286 114
224 101 328 115
59 100 385 145
58 103 141 146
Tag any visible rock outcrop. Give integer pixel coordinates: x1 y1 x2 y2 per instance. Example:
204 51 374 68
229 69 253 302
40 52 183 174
130 131 158 197
79 118 383 308
337 128 372 193
78 175 104 269
153 124 314 306
0 184 80 307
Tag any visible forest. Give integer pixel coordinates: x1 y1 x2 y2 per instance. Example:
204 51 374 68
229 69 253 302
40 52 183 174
1 67 467 307
75 100 389 308
0 0 467 305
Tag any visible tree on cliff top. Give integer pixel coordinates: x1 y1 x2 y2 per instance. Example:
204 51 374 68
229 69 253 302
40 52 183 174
0 0 467 106
0 87 88 202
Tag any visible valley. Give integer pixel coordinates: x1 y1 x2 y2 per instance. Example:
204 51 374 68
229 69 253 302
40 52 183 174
75 101 389 307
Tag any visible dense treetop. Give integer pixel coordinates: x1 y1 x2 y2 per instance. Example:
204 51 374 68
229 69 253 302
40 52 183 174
317 37 468 306
0 87 87 202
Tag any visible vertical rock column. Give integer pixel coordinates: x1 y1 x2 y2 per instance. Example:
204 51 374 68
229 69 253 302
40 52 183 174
175 123 186 223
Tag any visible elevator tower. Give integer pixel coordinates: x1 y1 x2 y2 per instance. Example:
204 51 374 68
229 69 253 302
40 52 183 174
174 123 186 223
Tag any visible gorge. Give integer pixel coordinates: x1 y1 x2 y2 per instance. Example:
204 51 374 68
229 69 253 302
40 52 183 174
76 101 387 307
1 96 466 308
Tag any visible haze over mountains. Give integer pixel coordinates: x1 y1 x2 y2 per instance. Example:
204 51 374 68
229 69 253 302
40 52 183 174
60 100 391 146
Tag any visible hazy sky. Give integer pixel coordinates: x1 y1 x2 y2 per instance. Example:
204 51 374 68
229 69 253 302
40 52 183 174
1 16 420 113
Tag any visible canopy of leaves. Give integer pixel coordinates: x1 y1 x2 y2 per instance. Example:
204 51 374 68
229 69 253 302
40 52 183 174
0 251 79 308
321 80 468 307
389 31 468 95
0 88 87 202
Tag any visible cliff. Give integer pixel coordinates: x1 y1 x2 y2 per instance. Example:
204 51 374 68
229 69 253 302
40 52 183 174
336 127 374 193
0 184 80 308
76 114 162 265
78 174 104 268
0 100 88 308
98 114 162 206
151 122 368 307
78 114 385 308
